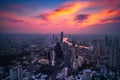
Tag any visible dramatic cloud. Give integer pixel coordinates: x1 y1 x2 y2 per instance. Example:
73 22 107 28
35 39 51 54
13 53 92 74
79 9 120 26
0 0 120 34
101 16 120 23
39 2 92 20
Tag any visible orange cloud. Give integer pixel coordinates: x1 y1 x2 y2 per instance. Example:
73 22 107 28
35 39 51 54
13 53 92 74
78 9 120 27
35 1 120 31
36 1 93 31
40 2 92 20
1 0 120 34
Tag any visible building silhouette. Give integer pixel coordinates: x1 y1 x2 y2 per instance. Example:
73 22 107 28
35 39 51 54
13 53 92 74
54 42 63 60
60 32 63 45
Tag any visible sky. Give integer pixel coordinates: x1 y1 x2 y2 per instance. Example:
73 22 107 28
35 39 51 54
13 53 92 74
0 0 120 34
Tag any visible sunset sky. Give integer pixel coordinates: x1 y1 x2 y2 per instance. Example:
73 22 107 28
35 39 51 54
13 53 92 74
0 0 120 34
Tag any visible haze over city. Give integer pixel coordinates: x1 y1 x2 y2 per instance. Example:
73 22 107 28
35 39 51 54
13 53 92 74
0 0 120 34
0 0 120 80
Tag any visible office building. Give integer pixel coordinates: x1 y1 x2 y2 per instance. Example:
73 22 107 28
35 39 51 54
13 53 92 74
10 65 22 80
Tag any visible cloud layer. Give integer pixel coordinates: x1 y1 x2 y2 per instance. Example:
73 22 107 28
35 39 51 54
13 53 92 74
0 0 120 34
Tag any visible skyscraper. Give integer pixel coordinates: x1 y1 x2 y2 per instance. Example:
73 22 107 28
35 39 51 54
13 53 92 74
50 50 55 66
10 65 22 80
63 42 68 51
64 51 71 68
60 32 63 45
109 39 117 67
54 42 63 60
71 47 76 67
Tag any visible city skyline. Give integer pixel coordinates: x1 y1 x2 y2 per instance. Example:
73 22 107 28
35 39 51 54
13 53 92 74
0 0 120 34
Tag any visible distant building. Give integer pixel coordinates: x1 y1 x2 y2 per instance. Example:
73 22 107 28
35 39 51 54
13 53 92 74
104 35 112 56
109 39 117 67
44 48 50 60
72 40 75 47
62 67 68 77
38 58 49 65
72 60 78 71
50 50 55 66
103 36 118 67
77 55 84 67
82 69 92 80
105 35 111 46
63 42 68 51
71 47 76 66
60 32 63 45
54 43 63 59
64 51 71 68
10 65 22 80
0 67 4 79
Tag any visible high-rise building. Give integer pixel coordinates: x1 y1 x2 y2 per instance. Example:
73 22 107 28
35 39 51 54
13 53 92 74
104 35 112 56
44 48 50 60
50 50 55 66
105 35 111 46
71 47 76 66
10 65 22 80
109 39 117 67
101 35 117 67
54 42 63 59
64 51 71 68
63 42 68 51
94 40 101 59
82 69 92 80
60 32 63 45
77 55 84 67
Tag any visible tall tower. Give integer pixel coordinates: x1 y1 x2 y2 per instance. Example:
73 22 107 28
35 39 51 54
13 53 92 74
50 50 55 66
60 32 63 45
64 51 71 68
54 43 63 59
10 65 22 80
109 39 117 67
53 34 55 42
104 35 112 56
94 40 101 59
71 47 76 66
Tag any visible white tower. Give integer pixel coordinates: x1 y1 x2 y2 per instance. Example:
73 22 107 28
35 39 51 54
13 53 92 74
51 50 55 66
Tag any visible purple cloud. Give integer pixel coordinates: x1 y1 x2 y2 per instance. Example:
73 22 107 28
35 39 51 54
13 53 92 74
100 16 120 22
36 13 49 20
0 17 23 22
75 14 89 22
